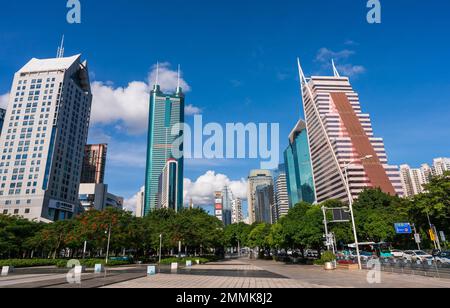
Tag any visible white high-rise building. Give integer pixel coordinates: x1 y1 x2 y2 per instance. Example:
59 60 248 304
231 198 243 224
0 54 92 222
274 167 289 220
400 158 450 198
247 170 273 224
135 186 145 218
297 59 403 204
432 158 450 176
158 159 179 212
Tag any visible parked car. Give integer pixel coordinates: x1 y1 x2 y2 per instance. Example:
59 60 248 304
403 250 433 263
434 251 450 265
390 249 404 258
305 249 319 259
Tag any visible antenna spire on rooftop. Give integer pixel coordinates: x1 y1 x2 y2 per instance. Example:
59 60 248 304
177 64 181 89
56 35 65 58
155 61 159 86
332 59 341 77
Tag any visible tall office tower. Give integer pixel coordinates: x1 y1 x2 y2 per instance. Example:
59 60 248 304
0 108 6 135
158 158 180 212
221 186 233 226
297 60 403 204
0 54 92 221
247 170 273 224
255 184 275 224
231 198 243 224
214 191 224 222
284 120 316 207
135 186 145 218
81 144 107 184
144 78 185 215
400 165 428 197
273 164 289 220
432 158 450 176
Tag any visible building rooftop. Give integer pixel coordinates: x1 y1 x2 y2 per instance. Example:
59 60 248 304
19 54 81 73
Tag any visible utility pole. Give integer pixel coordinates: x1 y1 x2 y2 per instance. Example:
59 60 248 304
105 223 112 265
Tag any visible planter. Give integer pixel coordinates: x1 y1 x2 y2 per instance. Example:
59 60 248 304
324 262 336 270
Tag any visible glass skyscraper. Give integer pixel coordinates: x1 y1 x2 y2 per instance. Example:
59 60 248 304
144 84 184 215
284 120 316 207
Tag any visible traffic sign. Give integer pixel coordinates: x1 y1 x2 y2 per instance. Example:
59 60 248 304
429 229 436 241
414 233 421 244
440 231 446 242
394 223 412 234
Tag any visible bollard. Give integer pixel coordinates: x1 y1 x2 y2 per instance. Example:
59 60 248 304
74 265 85 275
94 264 104 274
171 262 178 271
147 266 156 276
1 266 14 276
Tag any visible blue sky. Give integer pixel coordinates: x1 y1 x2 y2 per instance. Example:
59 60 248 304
1 0 450 211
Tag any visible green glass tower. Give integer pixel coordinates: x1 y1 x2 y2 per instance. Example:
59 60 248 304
144 82 185 215
284 120 316 207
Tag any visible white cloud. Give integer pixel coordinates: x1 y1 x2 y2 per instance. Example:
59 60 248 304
336 64 366 77
316 48 355 62
315 47 365 78
185 104 202 116
0 93 9 109
90 63 199 135
123 186 144 214
184 171 247 206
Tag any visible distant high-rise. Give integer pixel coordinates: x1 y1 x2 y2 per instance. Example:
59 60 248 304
273 164 289 220
297 59 403 204
0 108 6 135
214 191 224 222
255 184 275 224
231 198 243 224
135 186 145 217
222 186 233 226
0 54 92 221
158 158 180 212
400 157 450 197
247 170 273 224
144 76 185 215
81 144 107 184
284 120 316 207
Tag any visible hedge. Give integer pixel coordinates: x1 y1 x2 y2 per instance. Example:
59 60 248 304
0 258 132 268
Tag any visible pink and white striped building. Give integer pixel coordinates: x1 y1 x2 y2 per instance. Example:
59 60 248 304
297 59 403 203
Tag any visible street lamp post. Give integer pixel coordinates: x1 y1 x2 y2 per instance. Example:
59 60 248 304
105 223 112 265
343 155 373 270
159 234 162 264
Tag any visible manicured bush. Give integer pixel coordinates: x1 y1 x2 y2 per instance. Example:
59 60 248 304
0 259 59 268
314 251 336 265
159 257 209 265
56 258 133 268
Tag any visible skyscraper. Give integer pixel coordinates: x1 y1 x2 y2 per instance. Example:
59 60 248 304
255 184 275 224
81 144 107 184
0 54 92 221
159 158 180 212
144 74 185 215
0 108 6 136
231 198 243 224
135 186 145 218
297 59 403 204
284 120 316 207
273 164 289 220
247 170 273 224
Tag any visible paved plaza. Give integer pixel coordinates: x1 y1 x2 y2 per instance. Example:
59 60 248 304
1 258 450 288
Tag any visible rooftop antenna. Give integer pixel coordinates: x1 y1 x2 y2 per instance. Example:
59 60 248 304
332 59 341 77
155 61 160 85
177 64 181 89
56 35 65 58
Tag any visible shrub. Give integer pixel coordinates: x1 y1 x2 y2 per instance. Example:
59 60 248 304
0 259 59 268
314 251 336 265
56 258 133 268
159 257 209 265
